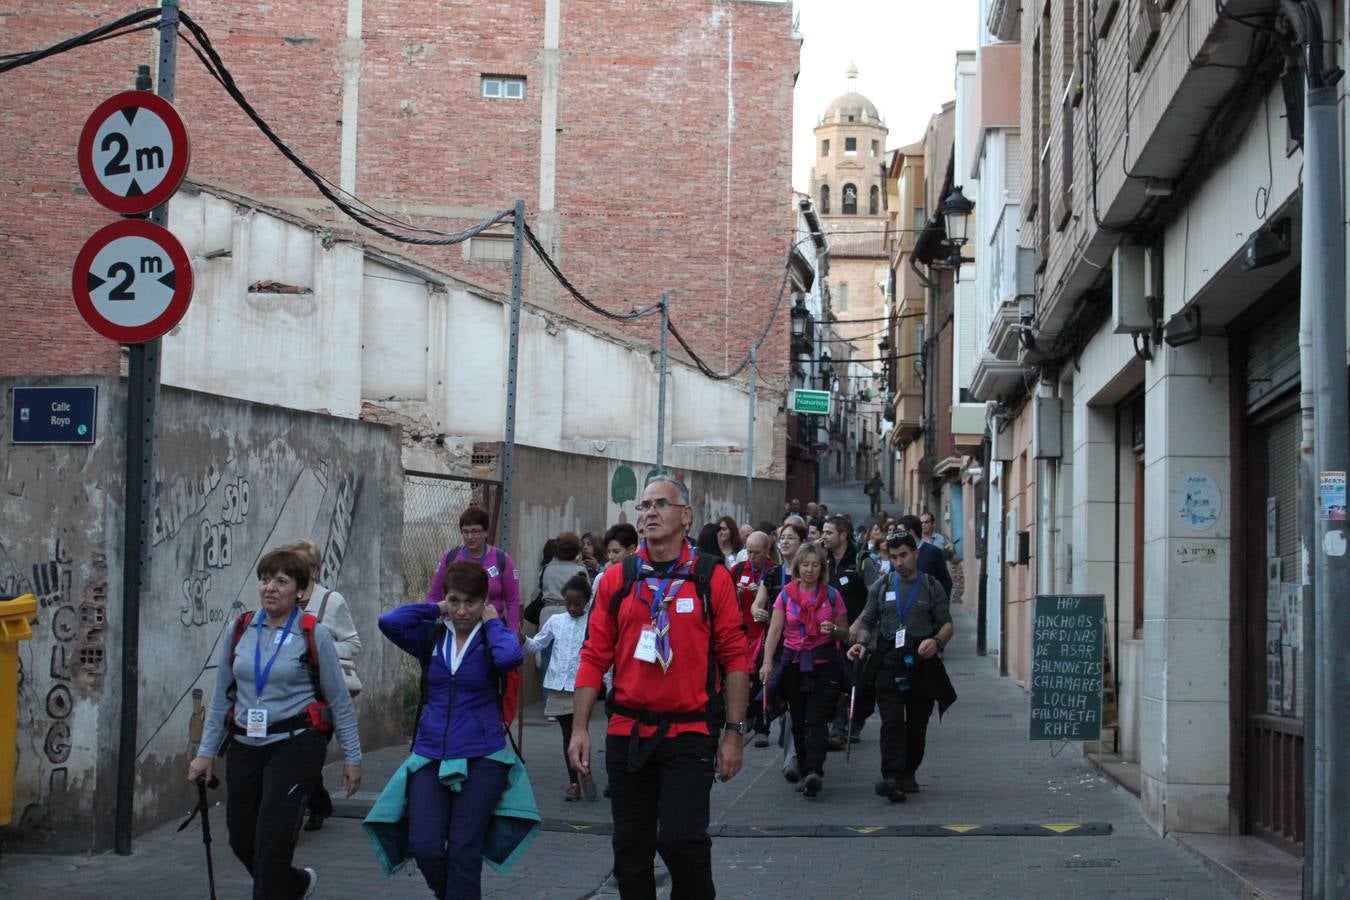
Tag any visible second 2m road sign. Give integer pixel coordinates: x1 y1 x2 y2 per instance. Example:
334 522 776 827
77 91 190 215
71 220 194 344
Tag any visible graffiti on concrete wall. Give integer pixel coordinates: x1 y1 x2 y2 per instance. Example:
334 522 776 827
1 535 108 829
608 463 686 527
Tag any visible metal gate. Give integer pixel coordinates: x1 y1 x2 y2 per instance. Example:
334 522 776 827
401 471 502 600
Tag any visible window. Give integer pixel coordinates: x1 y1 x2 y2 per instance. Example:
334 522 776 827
842 183 858 214
869 185 879 216
820 184 831 214
871 139 879 156
469 234 515 261
845 137 857 156
822 139 830 157
481 76 525 99
839 283 849 310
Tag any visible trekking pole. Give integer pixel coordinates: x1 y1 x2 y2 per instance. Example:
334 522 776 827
845 657 860 765
177 775 220 900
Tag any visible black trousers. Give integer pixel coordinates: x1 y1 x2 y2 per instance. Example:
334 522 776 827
558 714 579 786
874 657 935 780
780 660 841 777
606 731 717 900
831 666 875 736
225 730 327 900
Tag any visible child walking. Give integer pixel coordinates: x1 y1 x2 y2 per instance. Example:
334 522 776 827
524 573 596 800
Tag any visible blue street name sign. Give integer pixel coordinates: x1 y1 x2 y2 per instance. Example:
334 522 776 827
11 386 98 445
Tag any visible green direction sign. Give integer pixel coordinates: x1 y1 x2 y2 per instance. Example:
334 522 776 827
1029 594 1105 742
791 389 831 416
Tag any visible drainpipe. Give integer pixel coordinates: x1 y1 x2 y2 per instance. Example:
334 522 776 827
1281 1 1346 894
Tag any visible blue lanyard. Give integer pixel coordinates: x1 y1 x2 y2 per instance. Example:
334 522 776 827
254 607 300 699
890 573 923 622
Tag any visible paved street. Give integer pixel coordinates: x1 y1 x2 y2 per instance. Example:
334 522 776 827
0 601 1226 899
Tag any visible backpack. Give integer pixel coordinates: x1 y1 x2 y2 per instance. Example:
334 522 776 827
412 622 521 756
443 545 507 582
224 611 332 745
602 550 727 733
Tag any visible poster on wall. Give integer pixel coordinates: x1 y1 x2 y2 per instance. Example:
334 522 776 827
1266 622 1284 715
1266 559 1282 621
1319 470 1346 521
1282 583 1302 650
1175 472 1222 532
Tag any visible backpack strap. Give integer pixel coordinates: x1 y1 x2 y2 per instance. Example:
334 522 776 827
608 555 642 622
495 547 506 575
298 612 323 701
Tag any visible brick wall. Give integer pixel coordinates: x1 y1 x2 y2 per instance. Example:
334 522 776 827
1 0 798 378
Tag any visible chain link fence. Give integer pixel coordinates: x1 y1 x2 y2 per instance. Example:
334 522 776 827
401 471 501 600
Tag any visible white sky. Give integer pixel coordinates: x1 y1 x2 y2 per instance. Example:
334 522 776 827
791 0 980 191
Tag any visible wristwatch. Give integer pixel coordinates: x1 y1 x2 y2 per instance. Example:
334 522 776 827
724 721 751 735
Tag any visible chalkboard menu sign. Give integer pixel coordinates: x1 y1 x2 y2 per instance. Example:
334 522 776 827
1030 594 1106 742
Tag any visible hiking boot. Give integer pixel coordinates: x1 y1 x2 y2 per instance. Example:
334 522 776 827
753 732 770 748
301 867 319 898
826 732 846 751
783 765 801 784
802 773 822 798
874 778 906 803
302 809 327 832
899 772 920 793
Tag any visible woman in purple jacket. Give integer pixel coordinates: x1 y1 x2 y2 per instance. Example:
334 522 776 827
379 561 524 898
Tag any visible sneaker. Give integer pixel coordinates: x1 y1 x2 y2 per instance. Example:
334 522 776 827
802 773 822 798
826 733 846 752
874 778 906 803
783 766 801 784
302 867 319 898
753 733 770 748
899 772 920 793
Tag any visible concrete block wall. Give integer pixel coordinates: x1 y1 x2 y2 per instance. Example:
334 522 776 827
0 376 404 851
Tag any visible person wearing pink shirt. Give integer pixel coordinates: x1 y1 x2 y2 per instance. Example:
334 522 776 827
758 543 848 799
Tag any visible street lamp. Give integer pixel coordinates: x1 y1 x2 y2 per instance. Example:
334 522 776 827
878 335 891 355
791 295 810 339
819 350 833 389
941 185 974 246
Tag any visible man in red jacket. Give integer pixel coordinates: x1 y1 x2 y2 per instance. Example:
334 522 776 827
569 474 749 900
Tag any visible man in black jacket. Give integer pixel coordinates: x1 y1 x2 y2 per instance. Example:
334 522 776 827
899 515 951 598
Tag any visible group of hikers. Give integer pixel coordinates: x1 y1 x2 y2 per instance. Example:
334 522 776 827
185 480 957 899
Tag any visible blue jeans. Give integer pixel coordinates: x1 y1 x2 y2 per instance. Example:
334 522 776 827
406 758 508 900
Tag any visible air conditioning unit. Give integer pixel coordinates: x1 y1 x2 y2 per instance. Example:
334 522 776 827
991 420 1015 461
1032 396 1062 459
1015 246 1036 299
1112 244 1150 333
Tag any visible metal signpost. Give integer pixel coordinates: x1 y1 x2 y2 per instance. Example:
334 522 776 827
656 293 669 471
66 2 191 855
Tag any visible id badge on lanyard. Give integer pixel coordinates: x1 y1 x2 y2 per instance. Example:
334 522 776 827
891 575 921 650
635 625 659 662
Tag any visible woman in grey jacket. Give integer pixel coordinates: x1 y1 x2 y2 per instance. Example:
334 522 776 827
282 539 363 832
187 548 362 900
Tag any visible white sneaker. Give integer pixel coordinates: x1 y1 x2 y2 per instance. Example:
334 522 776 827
302 867 318 898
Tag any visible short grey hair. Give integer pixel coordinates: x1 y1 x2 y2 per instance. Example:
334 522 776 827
645 471 690 505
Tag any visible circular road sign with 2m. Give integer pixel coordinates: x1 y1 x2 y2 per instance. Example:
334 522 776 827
72 219 194 344
77 91 190 215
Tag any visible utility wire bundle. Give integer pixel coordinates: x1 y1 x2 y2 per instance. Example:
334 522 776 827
5 8 895 386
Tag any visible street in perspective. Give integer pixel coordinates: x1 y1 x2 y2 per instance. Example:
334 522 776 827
0 1 1344 898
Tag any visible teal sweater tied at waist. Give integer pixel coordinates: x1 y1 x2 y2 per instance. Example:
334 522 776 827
362 748 540 877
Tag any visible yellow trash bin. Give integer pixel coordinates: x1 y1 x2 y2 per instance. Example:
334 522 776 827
0 593 37 827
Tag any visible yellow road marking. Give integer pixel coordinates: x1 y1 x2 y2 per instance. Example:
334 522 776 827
942 824 981 833
1042 823 1081 834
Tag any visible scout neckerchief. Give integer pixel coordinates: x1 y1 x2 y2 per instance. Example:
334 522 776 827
738 560 766 592
637 540 694 672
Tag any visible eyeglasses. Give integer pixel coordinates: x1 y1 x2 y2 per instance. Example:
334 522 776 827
635 499 687 513
460 526 486 536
